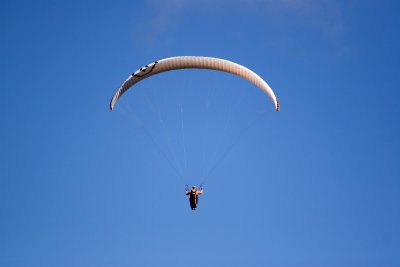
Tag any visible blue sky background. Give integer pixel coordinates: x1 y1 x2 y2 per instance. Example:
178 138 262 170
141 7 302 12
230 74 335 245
1 0 399 266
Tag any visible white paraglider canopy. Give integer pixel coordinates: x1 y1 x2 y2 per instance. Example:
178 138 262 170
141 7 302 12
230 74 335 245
110 56 280 112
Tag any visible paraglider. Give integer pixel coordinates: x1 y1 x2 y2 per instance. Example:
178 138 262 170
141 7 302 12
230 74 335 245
185 185 204 210
109 56 280 210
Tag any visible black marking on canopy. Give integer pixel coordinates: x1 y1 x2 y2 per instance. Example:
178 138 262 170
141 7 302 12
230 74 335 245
133 61 159 77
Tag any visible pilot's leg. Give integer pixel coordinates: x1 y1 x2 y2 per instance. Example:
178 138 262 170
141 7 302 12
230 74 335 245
190 199 196 210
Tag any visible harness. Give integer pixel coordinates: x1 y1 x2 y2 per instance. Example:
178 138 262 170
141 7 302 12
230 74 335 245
189 190 198 207
190 191 197 201
186 184 202 208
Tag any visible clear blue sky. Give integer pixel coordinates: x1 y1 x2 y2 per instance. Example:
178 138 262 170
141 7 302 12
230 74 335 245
1 0 399 266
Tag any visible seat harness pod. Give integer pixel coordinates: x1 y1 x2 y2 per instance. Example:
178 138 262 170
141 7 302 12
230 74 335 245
190 190 198 204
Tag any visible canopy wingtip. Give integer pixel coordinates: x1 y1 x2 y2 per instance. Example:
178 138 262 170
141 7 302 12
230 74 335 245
276 99 280 112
